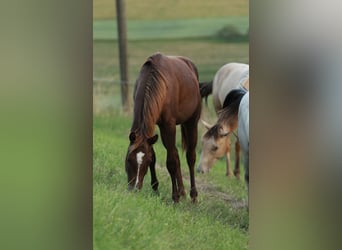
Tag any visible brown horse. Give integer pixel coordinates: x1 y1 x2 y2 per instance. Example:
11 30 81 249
125 53 201 203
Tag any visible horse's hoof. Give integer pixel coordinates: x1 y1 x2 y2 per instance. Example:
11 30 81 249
191 197 198 203
190 189 198 203
151 182 159 191
179 190 186 197
172 194 180 203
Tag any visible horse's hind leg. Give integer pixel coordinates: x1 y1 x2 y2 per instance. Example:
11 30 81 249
149 147 159 192
225 150 232 177
234 140 241 179
159 123 183 202
181 122 198 203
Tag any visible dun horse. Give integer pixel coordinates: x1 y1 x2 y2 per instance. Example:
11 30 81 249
125 53 201 203
198 89 249 196
198 63 249 177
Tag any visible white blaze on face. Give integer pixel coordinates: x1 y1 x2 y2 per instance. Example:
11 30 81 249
135 152 145 188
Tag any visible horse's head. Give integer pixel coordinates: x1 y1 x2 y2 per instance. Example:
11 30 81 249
197 120 231 173
125 132 158 190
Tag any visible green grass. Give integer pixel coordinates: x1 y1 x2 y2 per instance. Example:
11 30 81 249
94 0 249 20
93 17 249 40
93 115 249 249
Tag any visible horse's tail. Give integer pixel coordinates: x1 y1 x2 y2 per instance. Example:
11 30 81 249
199 81 213 105
218 88 247 127
180 111 201 153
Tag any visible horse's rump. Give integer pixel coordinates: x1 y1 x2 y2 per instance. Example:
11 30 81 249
212 63 249 112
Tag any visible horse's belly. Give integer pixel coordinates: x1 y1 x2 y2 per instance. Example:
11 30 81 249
175 104 199 124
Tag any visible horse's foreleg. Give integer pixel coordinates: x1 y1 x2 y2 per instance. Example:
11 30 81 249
150 147 159 191
159 124 182 202
234 140 241 179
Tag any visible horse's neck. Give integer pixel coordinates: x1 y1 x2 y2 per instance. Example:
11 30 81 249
131 117 155 138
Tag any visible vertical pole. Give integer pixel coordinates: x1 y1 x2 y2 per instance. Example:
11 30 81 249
116 0 129 112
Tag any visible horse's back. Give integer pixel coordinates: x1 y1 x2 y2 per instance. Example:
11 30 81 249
212 63 249 112
238 92 249 153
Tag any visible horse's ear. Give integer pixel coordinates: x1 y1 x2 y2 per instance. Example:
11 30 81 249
147 134 158 145
201 119 213 130
129 132 136 142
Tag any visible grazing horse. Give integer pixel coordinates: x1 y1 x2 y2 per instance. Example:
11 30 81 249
198 63 249 177
198 89 249 187
125 53 201 203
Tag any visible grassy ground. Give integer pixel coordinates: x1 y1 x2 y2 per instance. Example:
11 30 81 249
94 0 249 20
93 115 249 250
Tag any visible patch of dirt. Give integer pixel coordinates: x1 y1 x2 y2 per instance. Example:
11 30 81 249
194 177 247 209
155 163 247 209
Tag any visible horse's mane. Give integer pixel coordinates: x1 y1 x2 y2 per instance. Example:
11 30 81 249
218 88 247 128
131 54 167 144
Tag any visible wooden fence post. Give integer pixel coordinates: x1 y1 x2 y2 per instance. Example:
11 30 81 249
116 0 129 112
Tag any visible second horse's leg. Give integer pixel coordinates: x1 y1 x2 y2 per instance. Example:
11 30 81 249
234 140 241 179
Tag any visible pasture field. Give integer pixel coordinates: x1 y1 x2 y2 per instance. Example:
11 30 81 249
93 0 249 20
93 17 249 40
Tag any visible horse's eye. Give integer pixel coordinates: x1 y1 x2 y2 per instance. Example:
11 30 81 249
211 145 218 151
